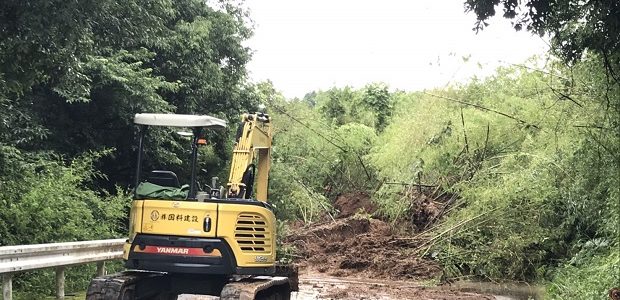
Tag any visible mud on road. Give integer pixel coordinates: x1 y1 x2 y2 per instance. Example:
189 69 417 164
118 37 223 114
293 274 494 300
178 275 498 300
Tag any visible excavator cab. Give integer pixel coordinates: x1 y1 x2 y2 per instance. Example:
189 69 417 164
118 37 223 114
131 114 226 200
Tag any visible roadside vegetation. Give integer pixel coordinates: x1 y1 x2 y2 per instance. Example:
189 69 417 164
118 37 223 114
0 0 617 299
268 54 618 299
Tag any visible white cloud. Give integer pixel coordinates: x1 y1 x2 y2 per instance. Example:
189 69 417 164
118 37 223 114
244 0 548 98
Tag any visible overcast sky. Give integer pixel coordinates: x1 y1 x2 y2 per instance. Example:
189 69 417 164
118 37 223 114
243 0 549 98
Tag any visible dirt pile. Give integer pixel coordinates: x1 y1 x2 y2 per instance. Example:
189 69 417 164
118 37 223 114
331 190 448 230
286 216 441 280
332 192 377 218
281 192 499 299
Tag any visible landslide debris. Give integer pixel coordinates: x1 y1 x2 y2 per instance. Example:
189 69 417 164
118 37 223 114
332 192 377 218
282 192 499 299
286 192 441 280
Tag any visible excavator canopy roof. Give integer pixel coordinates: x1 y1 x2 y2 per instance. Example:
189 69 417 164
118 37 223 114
134 113 227 128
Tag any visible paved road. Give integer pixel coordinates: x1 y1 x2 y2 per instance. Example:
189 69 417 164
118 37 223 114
177 275 527 300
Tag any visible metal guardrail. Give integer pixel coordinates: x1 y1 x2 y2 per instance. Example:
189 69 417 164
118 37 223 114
0 239 125 300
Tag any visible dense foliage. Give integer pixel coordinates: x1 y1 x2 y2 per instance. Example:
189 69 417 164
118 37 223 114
0 147 129 298
0 0 257 190
0 0 258 297
374 57 618 297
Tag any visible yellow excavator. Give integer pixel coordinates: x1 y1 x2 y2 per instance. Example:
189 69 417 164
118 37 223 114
86 112 297 300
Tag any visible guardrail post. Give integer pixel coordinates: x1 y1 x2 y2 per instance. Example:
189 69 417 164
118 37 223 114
55 267 65 300
96 261 106 277
2 273 12 300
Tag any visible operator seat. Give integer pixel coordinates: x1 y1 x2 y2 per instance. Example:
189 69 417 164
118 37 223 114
148 170 180 187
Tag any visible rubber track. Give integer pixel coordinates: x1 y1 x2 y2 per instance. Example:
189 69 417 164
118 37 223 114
86 273 141 300
220 276 290 300
87 272 292 300
86 272 172 300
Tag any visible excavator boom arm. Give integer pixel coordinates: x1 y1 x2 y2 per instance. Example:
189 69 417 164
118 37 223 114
227 112 272 202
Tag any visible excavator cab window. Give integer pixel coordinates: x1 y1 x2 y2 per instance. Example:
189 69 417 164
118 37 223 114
132 113 227 200
148 170 180 188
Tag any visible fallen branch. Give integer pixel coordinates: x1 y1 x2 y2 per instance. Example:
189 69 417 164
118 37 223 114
383 182 438 188
423 92 540 129
414 207 501 252
460 107 469 154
